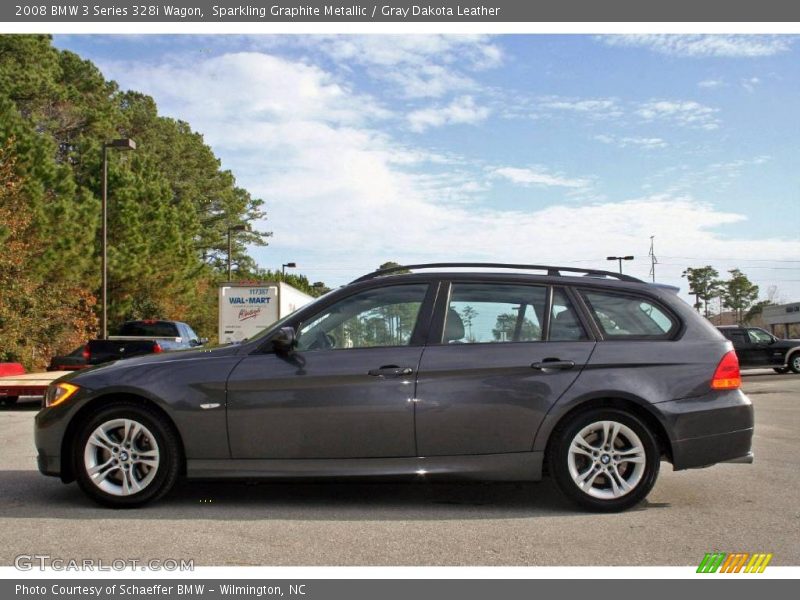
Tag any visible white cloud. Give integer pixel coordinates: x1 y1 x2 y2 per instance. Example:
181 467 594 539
741 77 761 92
636 100 721 130
598 35 794 58
306 35 502 98
97 48 800 298
594 135 668 149
104 51 390 127
536 96 623 119
698 78 725 89
407 96 490 132
491 166 589 189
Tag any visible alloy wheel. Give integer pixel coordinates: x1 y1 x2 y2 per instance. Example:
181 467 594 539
567 420 647 499
83 418 160 496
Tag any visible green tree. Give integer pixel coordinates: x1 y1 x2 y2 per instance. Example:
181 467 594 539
460 305 478 341
722 269 760 325
492 313 540 342
682 266 723 317
0 34 281 354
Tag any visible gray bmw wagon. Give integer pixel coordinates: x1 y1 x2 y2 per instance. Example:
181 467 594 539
35 263 753 511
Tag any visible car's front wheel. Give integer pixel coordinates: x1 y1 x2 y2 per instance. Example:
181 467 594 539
1 395 19 406
774 367 790 374
74 403 181 508
548 408 660 512
788 353 800 374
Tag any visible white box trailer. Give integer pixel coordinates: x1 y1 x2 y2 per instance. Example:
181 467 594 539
218 282 314 344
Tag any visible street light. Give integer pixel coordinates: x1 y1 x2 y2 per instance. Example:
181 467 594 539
282 262 297 280
227 224 247 281
101 138 136 340
606 255 634 274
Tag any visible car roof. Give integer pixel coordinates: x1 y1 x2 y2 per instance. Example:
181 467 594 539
353 270 673 293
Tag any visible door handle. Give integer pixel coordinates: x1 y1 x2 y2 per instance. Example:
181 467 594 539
531 359 576 371
368 365 414 377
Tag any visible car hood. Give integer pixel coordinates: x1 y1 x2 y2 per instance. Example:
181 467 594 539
55 344 243 388
773 339 800 348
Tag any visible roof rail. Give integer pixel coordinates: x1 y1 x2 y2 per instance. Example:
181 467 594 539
351 262 644 284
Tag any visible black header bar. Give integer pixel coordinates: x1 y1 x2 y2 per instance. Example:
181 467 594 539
4 0 800 23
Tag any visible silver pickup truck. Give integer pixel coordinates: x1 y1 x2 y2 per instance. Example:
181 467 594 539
84 320 207 366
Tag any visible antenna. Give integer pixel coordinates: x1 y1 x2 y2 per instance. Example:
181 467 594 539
648 235 658 283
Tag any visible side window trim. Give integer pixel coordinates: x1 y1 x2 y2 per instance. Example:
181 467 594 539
551 286 595 342
565 286 603 341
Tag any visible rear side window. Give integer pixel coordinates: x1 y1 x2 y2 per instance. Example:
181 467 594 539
581 290 677 339
444 283 547 344
117 321 180 337
729 331 749 346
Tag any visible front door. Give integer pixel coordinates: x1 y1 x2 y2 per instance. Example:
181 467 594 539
415 283 596 456
226 283 432 459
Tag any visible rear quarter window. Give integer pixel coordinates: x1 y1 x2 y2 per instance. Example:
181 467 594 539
118 321 180 337
581 290 678 339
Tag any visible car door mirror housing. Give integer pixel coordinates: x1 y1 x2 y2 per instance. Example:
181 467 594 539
273 327 297 353
199 337 209 345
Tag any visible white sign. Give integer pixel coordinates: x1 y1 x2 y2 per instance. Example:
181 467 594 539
218 285 279 344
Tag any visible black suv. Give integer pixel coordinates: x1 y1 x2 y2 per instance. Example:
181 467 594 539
717 325 800 374
35 263 753 511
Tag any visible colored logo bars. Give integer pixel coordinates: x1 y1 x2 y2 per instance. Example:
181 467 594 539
697 552 773 573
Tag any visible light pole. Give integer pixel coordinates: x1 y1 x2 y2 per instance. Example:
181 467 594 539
606 255 634 274
282 262 297 280
227 224 247 281
101 138 136 340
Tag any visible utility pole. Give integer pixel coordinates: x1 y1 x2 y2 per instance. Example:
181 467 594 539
648 235 658 283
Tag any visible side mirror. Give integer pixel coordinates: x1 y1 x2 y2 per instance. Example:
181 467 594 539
272 327 297 353
199 337 209 345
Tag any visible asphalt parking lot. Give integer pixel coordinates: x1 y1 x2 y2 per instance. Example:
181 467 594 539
1 371 798 566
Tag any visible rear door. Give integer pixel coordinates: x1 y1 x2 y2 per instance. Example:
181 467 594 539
414 282 596 456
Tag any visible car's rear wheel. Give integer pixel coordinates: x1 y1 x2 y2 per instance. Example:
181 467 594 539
548 408 660 512
74 403 180 508
1 396 19 406
788 353 800 374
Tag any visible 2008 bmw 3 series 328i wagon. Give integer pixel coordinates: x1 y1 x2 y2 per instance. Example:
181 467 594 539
35 263 754 511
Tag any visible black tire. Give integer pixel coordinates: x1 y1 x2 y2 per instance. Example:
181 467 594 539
773 367 790 374
1 396 19 406
73 402 181 508
548 408 661 512
788 353 800 374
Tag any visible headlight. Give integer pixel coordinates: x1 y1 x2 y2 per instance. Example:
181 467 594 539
45 383 80 408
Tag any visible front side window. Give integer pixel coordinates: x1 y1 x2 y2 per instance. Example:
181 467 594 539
581 290 677 338
748 328 773 344
296 284 428 351
443 283 547 344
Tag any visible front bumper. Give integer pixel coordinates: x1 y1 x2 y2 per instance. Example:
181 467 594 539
657 389 754 470
34 391 92 481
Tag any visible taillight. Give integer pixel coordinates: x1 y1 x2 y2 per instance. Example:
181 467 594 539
82 344 90 360
152 342 163 354
711 350 741 390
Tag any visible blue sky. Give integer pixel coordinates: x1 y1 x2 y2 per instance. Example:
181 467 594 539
54 34 800 300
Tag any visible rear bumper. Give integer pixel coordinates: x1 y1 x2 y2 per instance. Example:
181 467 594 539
657 389 754 470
